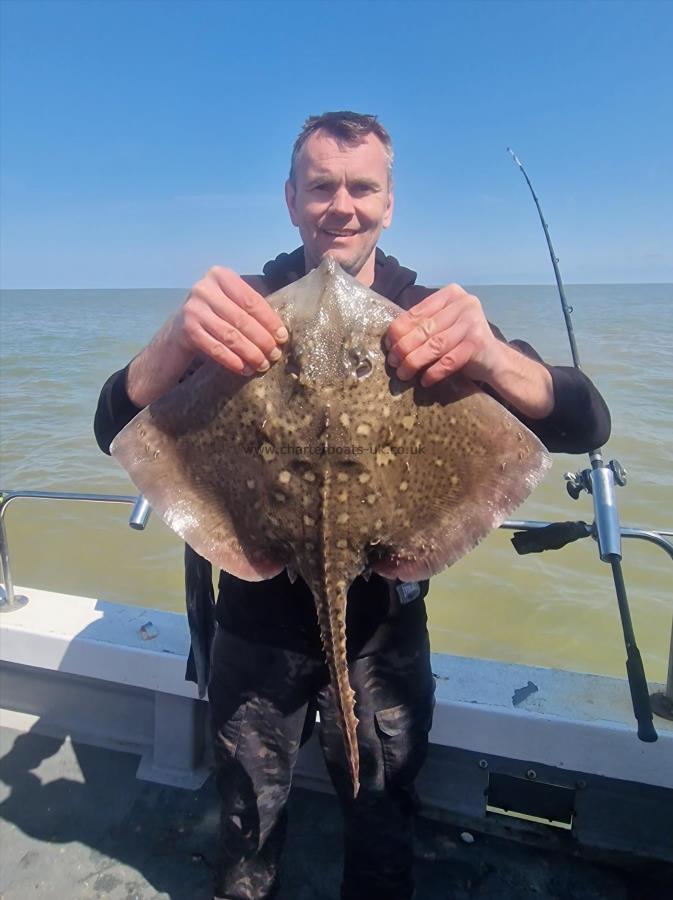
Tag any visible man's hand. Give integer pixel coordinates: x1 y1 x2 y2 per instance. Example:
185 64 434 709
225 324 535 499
172 267 288 376
126 268 287 408
385 283 555 419
385 284 501 387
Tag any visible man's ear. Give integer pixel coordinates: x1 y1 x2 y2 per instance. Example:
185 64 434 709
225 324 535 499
285 179 299 226
383 187 394 229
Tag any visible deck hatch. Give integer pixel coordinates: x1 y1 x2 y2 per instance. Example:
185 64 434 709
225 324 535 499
487 772 575 825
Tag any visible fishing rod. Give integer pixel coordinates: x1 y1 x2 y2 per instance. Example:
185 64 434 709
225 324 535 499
507 148 658 744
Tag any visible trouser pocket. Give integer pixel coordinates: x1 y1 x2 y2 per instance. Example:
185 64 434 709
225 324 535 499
374 688 434 792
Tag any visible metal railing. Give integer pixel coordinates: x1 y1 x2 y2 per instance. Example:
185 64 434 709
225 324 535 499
0 490 151 609
1 488 672 718
502 518 673 560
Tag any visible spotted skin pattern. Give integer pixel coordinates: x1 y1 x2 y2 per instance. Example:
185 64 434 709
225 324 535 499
111 258 551 794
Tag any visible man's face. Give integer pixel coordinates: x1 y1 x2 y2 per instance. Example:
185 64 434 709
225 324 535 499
285 130 393 281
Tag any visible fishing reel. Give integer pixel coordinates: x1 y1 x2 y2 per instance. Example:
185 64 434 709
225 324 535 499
564 458 627 500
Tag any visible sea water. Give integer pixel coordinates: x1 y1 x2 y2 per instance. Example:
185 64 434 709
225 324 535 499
1 283 671 681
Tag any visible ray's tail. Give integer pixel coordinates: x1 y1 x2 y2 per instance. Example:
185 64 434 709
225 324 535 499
316 468 360 796
314 582 360 796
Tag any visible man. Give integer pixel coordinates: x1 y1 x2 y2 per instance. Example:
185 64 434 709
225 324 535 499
95 111 610 900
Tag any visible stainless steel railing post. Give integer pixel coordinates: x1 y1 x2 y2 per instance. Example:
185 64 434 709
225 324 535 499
0 490 151 611
0 497 28 611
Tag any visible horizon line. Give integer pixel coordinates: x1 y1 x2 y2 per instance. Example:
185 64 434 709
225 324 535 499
2 280 672 291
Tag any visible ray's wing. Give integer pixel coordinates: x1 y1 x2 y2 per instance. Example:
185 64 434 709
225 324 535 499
111 361 287 580
368 375 552 581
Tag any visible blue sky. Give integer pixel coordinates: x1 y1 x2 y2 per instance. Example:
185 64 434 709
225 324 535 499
1 0 671 288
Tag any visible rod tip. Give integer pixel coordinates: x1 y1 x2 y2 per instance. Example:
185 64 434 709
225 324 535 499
507 147 522 167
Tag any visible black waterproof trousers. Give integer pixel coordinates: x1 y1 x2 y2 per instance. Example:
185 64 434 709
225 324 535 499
208 627 436 900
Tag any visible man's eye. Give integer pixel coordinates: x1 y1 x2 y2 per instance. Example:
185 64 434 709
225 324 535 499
351 184 376 197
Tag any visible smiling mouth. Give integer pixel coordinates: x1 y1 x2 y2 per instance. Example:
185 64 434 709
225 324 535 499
321 229 358 237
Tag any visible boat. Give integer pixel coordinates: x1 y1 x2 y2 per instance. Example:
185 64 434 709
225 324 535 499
2 156 670 897
1 486 672 897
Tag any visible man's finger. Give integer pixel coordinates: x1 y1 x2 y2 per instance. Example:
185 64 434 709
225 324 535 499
387 302 465 368
420 342 476 387
385 283 467 348
199 309 271 373
209 295 282 362
386 291 446 348
394 321 469 381
209 267 288 343
191 324 253 375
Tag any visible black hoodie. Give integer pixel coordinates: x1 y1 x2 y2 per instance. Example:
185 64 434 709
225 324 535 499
94 248 611 674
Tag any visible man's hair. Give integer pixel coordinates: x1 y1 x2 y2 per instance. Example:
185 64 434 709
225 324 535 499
289 111 393 184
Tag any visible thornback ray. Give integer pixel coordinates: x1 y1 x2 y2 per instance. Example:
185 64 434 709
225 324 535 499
111 257 552 795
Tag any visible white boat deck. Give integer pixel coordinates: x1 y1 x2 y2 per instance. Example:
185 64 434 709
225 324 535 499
2 723 670 900
1 585 672 896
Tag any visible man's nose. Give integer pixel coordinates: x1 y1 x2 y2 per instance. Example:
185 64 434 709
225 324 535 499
328 186 355 217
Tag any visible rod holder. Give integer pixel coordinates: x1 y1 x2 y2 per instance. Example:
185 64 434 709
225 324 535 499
589 465 622 561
